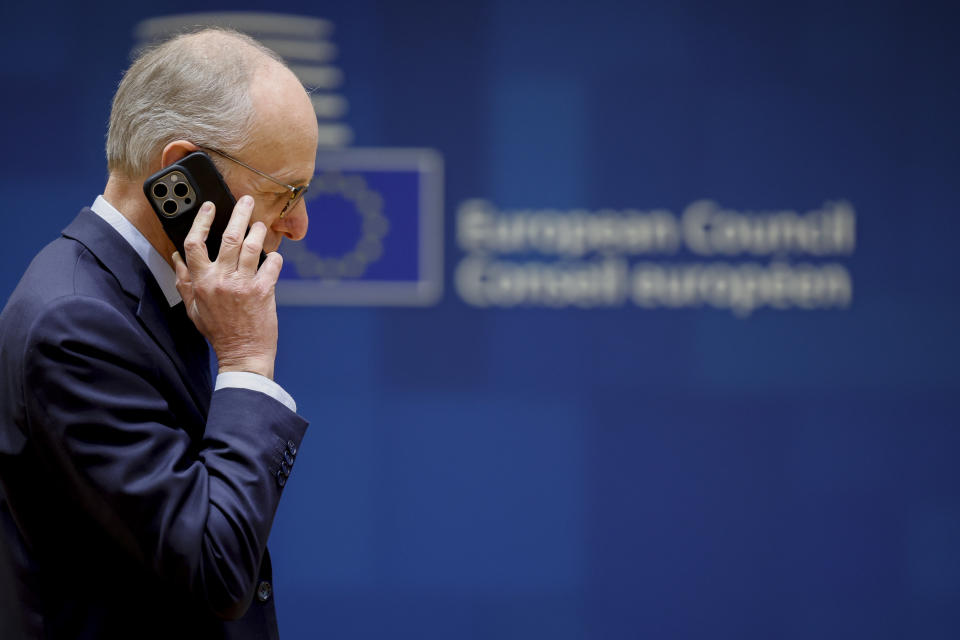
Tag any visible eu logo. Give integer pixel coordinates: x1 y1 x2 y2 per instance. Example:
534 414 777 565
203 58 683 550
277 148 444 306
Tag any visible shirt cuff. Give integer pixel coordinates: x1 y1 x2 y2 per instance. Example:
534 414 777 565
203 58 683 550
214 371 297 413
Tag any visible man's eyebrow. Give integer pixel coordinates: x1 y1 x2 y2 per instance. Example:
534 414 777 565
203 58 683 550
289 171 313 186
270 169 311 188
252 172 309 190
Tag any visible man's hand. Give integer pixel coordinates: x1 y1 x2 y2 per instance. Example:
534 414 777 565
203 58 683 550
172 196 282 379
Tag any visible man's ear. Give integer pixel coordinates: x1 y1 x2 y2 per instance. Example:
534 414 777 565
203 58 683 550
160 140 200 168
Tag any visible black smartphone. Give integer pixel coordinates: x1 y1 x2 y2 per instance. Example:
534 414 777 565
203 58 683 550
142 151 236 262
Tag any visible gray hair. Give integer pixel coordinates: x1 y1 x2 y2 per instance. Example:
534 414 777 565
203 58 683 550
106 28 284 178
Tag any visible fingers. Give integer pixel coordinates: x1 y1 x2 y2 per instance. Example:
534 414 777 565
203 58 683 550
256 251 284 283
182 202 216 268
183 196 271 279
237 221 267 274
217 195 255 264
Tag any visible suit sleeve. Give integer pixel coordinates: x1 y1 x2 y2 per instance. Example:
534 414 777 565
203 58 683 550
21 294 308 620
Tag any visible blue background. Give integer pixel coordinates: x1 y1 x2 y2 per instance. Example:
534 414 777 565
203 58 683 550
1 1 959 638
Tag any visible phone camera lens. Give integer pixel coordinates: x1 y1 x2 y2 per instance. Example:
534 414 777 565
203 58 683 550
162 199 178 216
173 183 188 197
153 183 168 198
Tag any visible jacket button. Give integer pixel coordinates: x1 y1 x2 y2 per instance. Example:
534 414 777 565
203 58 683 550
256 581 272 603
276 469 287 488
287 440 297 456
280 461 291 477
283 450 294 466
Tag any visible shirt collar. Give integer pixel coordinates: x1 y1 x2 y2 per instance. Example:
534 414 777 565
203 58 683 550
90 195 182 306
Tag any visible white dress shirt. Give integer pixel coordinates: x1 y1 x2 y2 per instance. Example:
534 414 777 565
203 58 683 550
90 195 297 412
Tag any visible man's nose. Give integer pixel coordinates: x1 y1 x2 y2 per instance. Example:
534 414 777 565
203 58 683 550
274 201 309 241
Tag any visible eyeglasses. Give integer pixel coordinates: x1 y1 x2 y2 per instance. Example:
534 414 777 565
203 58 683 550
199 146 309 219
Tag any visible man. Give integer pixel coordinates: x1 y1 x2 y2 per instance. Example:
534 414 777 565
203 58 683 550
0 28 318 639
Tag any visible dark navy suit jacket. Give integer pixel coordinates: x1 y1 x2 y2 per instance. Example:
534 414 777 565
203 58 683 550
0 209 308 639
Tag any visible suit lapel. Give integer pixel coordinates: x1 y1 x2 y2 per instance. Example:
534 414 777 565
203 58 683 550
62 209 212 418
136 287 212 418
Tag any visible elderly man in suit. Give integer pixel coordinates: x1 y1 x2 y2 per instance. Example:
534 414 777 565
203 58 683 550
0 28 317 639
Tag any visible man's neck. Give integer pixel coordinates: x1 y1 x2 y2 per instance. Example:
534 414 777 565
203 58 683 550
103 173 177 268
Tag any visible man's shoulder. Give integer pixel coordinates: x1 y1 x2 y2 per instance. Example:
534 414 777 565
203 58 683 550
8 235 125 313
0 223 141 353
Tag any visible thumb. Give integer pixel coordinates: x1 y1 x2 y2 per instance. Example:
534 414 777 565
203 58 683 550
172 251 194 306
